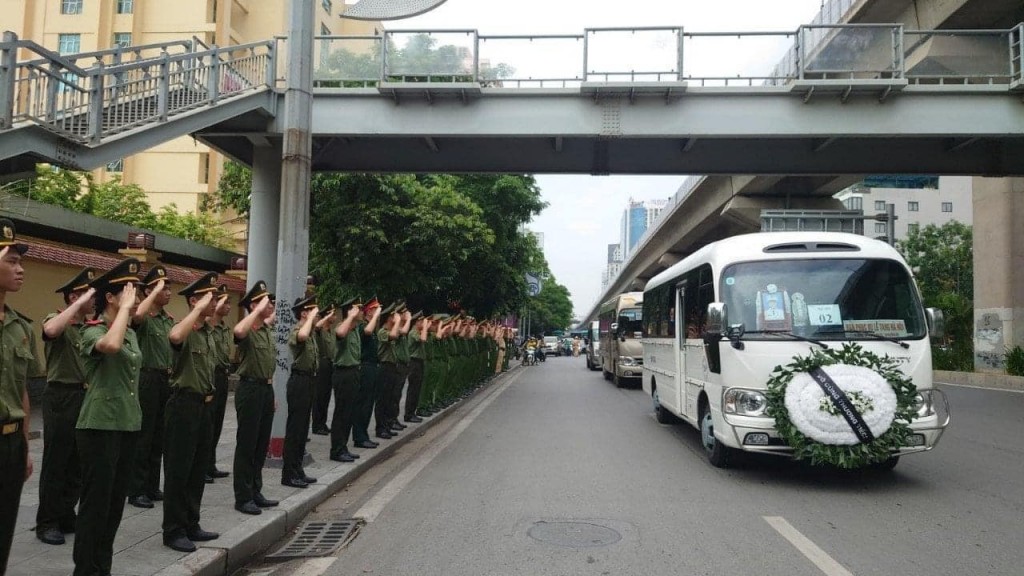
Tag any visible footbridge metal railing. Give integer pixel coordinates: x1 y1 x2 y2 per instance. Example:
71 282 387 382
309 23 1024 92
0 32 276 143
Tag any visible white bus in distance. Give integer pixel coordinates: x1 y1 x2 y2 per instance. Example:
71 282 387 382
598 292 644 388
641 232 950 469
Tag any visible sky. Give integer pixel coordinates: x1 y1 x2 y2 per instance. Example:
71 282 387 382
395 0 828 318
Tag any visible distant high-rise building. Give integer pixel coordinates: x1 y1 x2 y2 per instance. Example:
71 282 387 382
620 198 668 258
601 243 623 290
834 176 972 242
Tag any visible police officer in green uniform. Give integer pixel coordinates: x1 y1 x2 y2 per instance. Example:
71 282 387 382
329 297 365 461
36 267 96 546
162 273 220 552
232 281 279 515
403 311 427 424
283 295 320 488
206 285 232 482
388 305 412 432
374 303 402 439
311 305 336 435
128 265 174 509
0 220 42 574
352 298 384 444
73 258 144 576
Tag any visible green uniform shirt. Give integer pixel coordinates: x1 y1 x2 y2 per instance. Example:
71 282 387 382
135 309 174 370
377 328 398 364
396 332 411 364
170 323 215 394
235 325 275 380
314 327 335 362
77 321 143 431
409 328 425 360
289 326 320 372
43 311 87 384
334 328 360 368
211 321 232 370
0 306 42 422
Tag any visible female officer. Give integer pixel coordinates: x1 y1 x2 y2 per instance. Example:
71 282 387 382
73 258 144 576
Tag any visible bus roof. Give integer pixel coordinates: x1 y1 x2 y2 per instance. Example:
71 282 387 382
600 291 643 313
645 232 910 292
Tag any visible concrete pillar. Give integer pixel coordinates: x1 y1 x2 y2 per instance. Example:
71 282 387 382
971 177 1024 372
247 144 282 289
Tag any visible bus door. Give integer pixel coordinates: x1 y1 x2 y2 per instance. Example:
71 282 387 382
672 282 687 415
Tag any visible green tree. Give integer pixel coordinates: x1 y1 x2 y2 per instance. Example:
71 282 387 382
77 177 158 229
523 272 574 335
897 221 973 370
205 160 252 217
5 165 84 210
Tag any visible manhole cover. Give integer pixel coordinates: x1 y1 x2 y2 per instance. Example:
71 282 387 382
527 521 622 548
267 519 362 559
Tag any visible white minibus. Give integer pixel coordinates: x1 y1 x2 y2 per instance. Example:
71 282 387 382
642 232 949 469
599 292 644 388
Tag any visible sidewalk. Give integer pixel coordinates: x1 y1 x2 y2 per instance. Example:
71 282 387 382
8 367 518 576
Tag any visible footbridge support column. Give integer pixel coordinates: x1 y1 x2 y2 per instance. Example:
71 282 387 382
971 177 1024 372
248 143 282 290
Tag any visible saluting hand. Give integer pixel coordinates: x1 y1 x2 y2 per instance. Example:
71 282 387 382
310 306 321 319
255 296 271 314
215 296 230 316
0 246 8 261
345 305 359 319
154 279 166 293
197 291 215 311
118 283 137 308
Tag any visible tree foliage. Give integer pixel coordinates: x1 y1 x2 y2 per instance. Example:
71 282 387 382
204 160 251 217
6 165 233 250
522 272 574 336
897 221 973 370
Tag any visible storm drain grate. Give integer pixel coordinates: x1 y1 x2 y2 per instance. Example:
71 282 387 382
267 519 362 559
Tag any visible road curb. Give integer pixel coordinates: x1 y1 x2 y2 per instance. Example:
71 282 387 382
159 366 521 576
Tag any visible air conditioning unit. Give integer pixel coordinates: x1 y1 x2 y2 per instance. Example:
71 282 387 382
127 232 155 250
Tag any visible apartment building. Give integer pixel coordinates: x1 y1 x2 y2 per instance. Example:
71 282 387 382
835 176 973 241
4 0 380 249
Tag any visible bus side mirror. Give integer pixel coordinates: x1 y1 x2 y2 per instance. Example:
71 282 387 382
610 322 619 334
705 302 727 337
926 308 945 339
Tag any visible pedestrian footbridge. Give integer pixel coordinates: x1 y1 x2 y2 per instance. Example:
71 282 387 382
3 24 1024 178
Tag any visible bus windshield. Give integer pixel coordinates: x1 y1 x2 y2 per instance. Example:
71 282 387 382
720 258 926 340
618 308 644 337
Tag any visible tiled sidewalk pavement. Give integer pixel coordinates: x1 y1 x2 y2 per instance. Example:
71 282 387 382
7 368 516 576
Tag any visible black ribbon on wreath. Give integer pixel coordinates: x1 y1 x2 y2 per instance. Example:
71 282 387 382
808 367 875 443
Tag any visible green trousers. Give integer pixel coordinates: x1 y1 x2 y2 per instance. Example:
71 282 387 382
352 363 380 444
0 426 26 574
36 383 85 532
232 379 274 505
162 391 213 539
129 369 169 498
329 365 360 455
74 429 137 576
207 367 230 475
283 371 313 480
405 359 424 419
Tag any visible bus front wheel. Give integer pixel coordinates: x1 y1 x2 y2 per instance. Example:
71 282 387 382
700 400 733 468
653 387 674 424
613 364 625 388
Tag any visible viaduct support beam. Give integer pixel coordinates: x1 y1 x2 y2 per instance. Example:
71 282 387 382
248 144 282 290
268 0 316 461
972 177 1024 373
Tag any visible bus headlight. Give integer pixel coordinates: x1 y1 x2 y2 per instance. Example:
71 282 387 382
619 356 638 367
724 389 768 416
912 390 936 418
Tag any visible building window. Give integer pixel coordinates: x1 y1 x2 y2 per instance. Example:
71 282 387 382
113 33 132 48
116 0 133 14
844 196 863 211
58 34 81 54
942 202 953 212
907 223 920 235
874 222 886 234
322 0 332 14
61 0 83 15
199 153 210 184
907 201 919 212
874 200 885 211
320 24 331 67
106 158 124 172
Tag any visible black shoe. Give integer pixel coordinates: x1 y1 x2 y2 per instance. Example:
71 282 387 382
343 450 360 459
301 474 318 483
148 489 164 502
235 501 262 515
354 440 378 449
128 495 154 509
204 474 215 484
187 528 219 542
209 468 230 479
164 535 196 553
330 452 355 463
405 415 423 423
376 430 393 439
312 427 330 435
253 493 278 508
392 422 408 430
282 477 309 488
37 527 65 545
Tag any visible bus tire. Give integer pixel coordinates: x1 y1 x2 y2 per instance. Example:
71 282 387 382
653 386 674 424
613 365 625 388
699 399 732 468
870 456 900 471
603 367 611 381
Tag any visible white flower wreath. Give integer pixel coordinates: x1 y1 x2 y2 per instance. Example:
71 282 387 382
783 364 897 446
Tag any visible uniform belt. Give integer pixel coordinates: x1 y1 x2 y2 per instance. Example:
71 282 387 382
47 381 88 390
240 375 272 385
173 389 215 403
291 368 316 376
1 420 23 435
141 367 172 375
